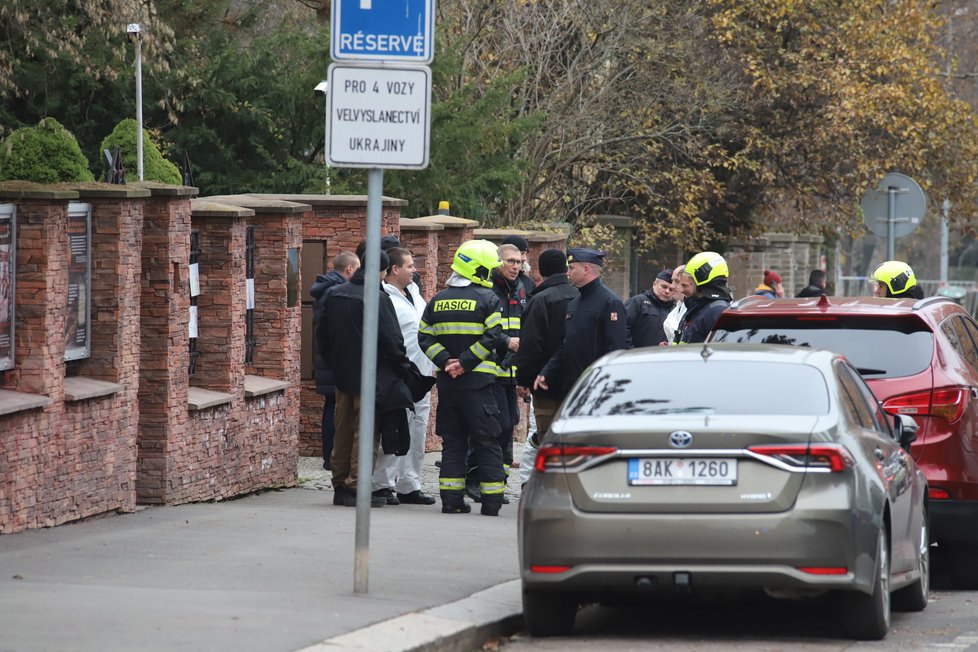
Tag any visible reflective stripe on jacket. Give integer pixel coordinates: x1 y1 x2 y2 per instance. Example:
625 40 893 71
418 284 503 390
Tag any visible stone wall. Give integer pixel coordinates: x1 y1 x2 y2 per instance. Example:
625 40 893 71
0 184 149 532
1 183 309 533
726 233 825 300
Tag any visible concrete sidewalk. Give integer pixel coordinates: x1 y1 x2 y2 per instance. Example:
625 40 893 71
0 450 529 652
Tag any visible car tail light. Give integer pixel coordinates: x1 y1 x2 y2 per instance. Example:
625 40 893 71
928 486 951 500
534 445 618 472
529 565 571 574
748 444 854 472
798 567 847 575
882 387 969 423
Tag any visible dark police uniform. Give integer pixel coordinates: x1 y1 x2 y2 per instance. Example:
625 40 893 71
418 283 507 513
539 249 627 396
624 289 674 348
491 273 527 469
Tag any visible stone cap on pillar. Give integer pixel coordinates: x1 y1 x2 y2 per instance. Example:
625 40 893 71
399 217 444 232
245 193 408 208
526 231 568 245
130 181 199 197
472 227 533 243
200 194 311 215
57 182 152 199
0 181 79 200
190 199 255 219
412 214 479 229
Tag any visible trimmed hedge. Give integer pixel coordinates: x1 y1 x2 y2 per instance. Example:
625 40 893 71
100 119 181 184
0 117 94 183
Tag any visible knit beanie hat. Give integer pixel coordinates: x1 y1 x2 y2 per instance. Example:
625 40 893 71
763 269 782 286
538 248 568 277
380 234 401 251
501 234 529 252
656 268 674 282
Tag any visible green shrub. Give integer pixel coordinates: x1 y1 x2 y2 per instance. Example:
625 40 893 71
0 117 94 182
100 118 181 184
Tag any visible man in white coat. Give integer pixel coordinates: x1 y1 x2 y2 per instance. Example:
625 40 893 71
371 247 438 505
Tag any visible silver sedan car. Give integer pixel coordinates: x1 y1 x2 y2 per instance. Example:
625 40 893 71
519 344 929 640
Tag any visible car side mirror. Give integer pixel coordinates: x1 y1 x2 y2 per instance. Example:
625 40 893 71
893 414 919 452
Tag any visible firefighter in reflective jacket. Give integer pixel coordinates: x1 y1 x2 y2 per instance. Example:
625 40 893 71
418 240 508 516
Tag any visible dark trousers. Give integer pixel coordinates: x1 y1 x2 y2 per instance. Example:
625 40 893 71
321 392 336 465
465 382 517 473
494 383 518 468
438 385 505 509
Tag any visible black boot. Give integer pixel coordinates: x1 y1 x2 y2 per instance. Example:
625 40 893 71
481 495 503 517
440 491 472 514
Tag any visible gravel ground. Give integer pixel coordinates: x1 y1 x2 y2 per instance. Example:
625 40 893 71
297 442 529 505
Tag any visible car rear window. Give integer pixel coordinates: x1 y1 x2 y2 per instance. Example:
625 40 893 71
710 316 933 378
562 361 829 417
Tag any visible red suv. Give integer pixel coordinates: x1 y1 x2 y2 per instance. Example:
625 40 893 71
710 294 978 588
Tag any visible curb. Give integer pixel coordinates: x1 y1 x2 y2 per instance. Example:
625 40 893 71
295 580 523 652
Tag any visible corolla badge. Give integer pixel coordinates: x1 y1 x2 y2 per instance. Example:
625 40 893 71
669 431 693 448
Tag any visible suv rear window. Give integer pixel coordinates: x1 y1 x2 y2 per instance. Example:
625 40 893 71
563 360 829 417
710 316 933 379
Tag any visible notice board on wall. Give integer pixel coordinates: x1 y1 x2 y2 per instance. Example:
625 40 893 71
0 204 14 371
65 203 91 362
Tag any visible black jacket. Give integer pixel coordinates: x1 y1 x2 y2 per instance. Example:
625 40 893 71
513 273 578 398
516 272 536 296
796 285 826 298
491 272 528 384
676 280 732 344
540 277 626 398
319 269 415 403
310 270 348 394
624 289 675 348
418 283 503 391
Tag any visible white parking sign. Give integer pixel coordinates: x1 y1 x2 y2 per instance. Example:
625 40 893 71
327 64 431 170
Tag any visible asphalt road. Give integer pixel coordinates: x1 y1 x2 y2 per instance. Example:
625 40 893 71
496 551 978 652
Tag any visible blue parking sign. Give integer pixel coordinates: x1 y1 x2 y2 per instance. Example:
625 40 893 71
331 0 435 64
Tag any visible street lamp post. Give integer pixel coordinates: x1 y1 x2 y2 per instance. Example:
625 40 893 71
314 80 331 194
127 23 144 181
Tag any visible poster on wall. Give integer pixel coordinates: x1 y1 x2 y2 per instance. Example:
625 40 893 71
0 204 14 371
65 203 91 361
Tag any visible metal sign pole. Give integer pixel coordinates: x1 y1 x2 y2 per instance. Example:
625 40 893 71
354 167 384 594
886 187 896 261
941 199 950 284
134 30 144 181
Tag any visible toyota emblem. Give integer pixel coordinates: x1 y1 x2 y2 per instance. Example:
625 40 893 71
669 431 693 448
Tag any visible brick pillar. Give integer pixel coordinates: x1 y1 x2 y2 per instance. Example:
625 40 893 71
203 198 307 382
525 232 569 286
262 194 409 457
137 185 195 504
399 219 443 301
257 194 407 257
412 214 479 288
71 188 148 386
592 215 634 299
0 185 75 532
1 191 75 398
191 205 249 393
